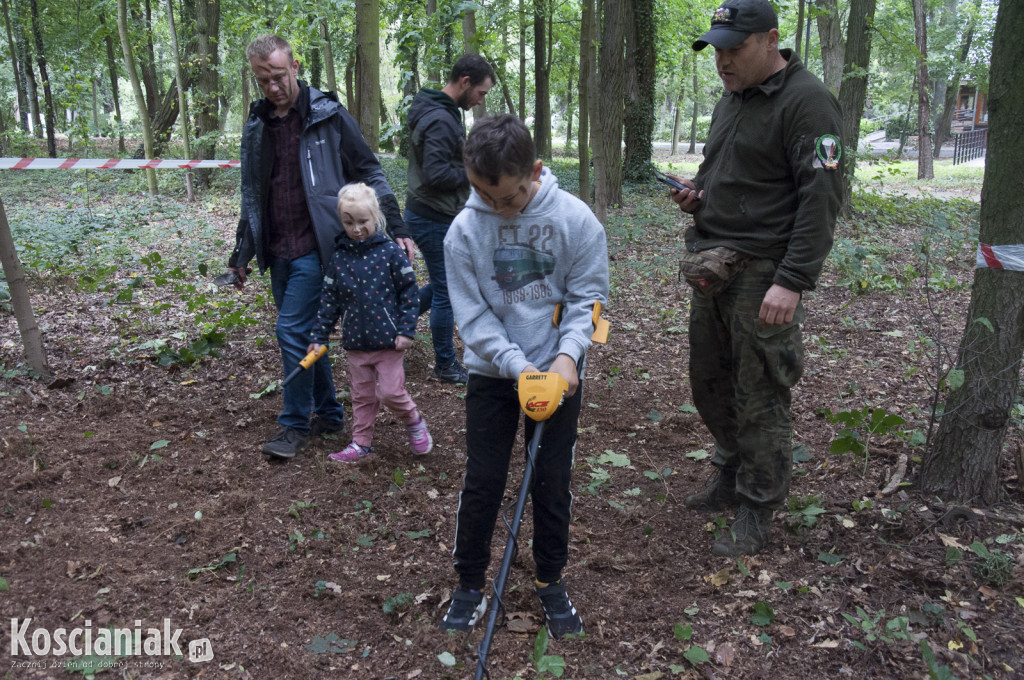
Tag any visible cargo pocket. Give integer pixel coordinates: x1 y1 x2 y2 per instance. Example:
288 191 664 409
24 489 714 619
756 304 805 390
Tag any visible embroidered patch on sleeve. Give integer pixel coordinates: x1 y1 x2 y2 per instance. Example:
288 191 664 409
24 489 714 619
814 134 842 170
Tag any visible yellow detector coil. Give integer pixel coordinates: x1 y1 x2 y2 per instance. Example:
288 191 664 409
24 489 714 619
517 372 569 422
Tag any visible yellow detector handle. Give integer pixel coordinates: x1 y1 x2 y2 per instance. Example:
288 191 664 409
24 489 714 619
300 344 329 369
551 301 610 344
517 372 569 422
283 345 329 387
590 301 610 344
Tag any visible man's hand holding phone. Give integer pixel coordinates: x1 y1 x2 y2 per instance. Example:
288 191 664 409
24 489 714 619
654 169 703 214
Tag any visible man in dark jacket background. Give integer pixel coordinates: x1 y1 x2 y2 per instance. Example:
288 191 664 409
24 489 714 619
405 54 494 384
227 34 414 459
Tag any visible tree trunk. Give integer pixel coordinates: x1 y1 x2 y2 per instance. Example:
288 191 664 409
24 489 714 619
378 86 391 150
623 0 655 182
594 0 625 220
816 0 843 95
194 0 220 188
794 0 804 60
11 2 40 138
518 0 526 119
98 11 124 153
564 59 576 155
837 0 876 212
345 51 354 113
533 0 551 159
355 0 379 150
0 195 49 379
132 0 159 119
320 17 337 94
425 0 439 84
463 10 486 120
911 0 933 179
670 73 684 156
240 63 251 129
91 76 100 130
1 0 28 131
397 19 418 159
309 45 322 90
497 72 516 115
165 0 194 200
28 0 55 156
932 0 981 157
491 29 516 115
138 80 194 158
688 58 697 154
920 0 1024 504
578 0 594 201
118 0 158 194
897 81 914 156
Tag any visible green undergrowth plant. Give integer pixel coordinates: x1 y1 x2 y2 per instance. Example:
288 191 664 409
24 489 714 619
786 494 826 530
829 193 979 295
7 189 263 368
841 606 911 649
822 406 906 477
531 627 566 677
968 541 1014 588
381 592 414 614
672 619 710 669
581 450 632 501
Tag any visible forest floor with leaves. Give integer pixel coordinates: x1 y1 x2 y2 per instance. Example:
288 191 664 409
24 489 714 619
1 153 1022 680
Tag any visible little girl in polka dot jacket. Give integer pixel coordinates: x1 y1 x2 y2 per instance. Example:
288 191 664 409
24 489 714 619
308 183 433 463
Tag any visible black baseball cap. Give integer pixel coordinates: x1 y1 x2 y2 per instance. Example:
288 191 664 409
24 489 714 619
693 0 779 51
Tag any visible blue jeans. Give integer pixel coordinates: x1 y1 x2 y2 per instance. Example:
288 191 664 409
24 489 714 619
406 210 456 368
269 253 345 432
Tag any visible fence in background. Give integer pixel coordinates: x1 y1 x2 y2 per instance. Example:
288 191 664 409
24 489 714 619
953 129 987 166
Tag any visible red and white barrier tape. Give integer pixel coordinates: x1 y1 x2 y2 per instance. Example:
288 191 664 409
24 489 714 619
977 243 1024 271
0 157 240 170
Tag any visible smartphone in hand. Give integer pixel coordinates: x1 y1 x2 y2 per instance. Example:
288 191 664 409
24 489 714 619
652 168 689 192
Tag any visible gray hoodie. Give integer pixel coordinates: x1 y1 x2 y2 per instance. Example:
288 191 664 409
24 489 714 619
444 167 609 379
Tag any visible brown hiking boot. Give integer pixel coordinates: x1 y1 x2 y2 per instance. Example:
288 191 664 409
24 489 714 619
712 504 772 557
685 467 739 512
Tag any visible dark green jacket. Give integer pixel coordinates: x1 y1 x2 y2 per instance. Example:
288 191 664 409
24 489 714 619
405 88 469 223
688 51 843 293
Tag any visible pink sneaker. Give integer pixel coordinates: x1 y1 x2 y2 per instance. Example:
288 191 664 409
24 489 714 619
407 417 433 455
328 442 373 463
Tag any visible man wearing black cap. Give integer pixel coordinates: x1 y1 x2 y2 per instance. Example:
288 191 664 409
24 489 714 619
668 0 843 557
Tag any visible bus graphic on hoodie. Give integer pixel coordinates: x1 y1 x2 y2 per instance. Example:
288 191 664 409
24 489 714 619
492 245 557 291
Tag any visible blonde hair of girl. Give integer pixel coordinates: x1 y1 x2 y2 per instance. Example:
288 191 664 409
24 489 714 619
337 183 387 232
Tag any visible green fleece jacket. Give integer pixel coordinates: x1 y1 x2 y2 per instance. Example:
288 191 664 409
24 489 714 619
688 50 843 293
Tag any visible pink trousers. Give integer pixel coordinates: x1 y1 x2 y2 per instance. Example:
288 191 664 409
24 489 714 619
347 349 419 447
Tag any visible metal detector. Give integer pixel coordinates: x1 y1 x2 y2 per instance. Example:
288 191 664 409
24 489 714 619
473 302 609 680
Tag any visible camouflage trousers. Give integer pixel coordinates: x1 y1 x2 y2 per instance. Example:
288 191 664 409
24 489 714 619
688 257 804 509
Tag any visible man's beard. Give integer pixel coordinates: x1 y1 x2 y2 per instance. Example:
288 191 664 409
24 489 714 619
457 90 473 110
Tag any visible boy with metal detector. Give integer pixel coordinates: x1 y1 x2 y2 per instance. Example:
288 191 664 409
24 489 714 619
438 114 609 659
